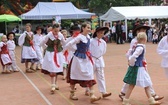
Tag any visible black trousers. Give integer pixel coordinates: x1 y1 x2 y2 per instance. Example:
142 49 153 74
116 33 123 44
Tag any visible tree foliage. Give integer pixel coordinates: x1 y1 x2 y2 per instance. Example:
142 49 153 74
89 0 145 15
68 0 166 14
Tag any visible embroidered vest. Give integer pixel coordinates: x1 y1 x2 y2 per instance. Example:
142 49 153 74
133 45 144 67
74 38 90 59
23 34 33 46
0 44 8 54
46 38 63 52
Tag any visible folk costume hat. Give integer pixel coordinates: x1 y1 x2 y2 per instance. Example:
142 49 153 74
93 27 109 38
7 32 15 40
69 24 80 37
133 25 150 36
70 25 80 32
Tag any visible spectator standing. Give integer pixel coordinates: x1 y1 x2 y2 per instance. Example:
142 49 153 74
116 21 123 44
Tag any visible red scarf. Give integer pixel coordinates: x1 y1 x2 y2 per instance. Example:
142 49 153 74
72 31 80 37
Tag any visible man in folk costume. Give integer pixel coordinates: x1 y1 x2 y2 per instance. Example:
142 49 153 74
18 23 38 73
89 27 112 98
65 22 101 103
119 25 164 101
41 24 66 94
64 24 81 66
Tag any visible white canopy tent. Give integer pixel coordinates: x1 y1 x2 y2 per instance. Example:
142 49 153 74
100 6 168 39
20 2 95 20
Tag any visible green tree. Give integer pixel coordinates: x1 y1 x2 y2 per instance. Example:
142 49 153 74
68 0 90 9
89 0 144 14
68 0 145 15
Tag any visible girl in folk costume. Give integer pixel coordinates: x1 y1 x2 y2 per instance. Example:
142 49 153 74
119 25 163 101
33 26 43 70
65 22 101 103
88 27 111 98
61 29 68 80
0 35 12 74
157 34 168 78
18 23 38 73
122 32 161 105
41 24 65 94
7 32 19 72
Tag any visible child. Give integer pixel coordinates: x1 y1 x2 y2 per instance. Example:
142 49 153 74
61 29 68 80
157 34 168 78
122 32 161 105
41 24 65 94
0 35 12 74
33 26 43 70
120 25 163 101
128 30 133 43
65 22 101 103
89 27 111 98
152 32 158 44
7 32 19 72
18 23 38 73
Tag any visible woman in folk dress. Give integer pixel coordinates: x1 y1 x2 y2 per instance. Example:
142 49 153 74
18 23 38 73
41 24 65 94
65 22 101 103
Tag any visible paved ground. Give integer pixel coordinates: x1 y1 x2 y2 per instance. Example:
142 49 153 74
0 42 168 105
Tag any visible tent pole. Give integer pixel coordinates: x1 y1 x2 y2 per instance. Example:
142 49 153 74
149 18 152 26
99 19 102 26
21 20 23 33
124 19 127 41
5 22 7 35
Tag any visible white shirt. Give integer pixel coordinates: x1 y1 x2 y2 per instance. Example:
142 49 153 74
7 40 15 51
90 37 106 67
33 34 43 46
157 35 168 68
112 26 116 33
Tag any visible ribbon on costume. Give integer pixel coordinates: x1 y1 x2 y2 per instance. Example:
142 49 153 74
72 31 80 37
63 50 69 63
86 51 94 65
142 61 147 70
98 39 101 46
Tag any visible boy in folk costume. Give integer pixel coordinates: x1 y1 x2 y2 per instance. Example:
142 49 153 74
33 26 43 70
122 32 161 105
18 23 38 73
65 22 101 103
65 24 81 61
119 25 164 101
7 32 19 72
157 34 168 78
0 35 12 74
41 24 65 94
89 27 112 98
